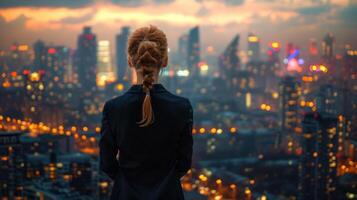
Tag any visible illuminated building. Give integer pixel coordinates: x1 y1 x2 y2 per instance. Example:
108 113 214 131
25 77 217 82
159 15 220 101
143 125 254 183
97 40 113 87
24 71 45 122
299 114 318 200
60 153 93 195
218 35 241 91
322 33 334 59
300 113 338 200
115 26 130 81
45 46 70 89
187 26 201 76
309 39 319 56
0 131 24 199
247 33 260 62
8 43 33 71
316 84 340 115
317 114 338 200
278 76 301 145
77 26 97 90
34 40 47 70
268 42 281 63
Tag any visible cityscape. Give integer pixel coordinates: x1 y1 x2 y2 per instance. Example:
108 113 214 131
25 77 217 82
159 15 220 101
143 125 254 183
1 0 357 200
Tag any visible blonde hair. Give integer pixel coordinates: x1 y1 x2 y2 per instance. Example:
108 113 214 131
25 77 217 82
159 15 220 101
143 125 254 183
127 25 168 127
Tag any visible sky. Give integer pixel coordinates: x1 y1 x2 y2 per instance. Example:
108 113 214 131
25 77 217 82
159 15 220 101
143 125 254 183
0 0 356 55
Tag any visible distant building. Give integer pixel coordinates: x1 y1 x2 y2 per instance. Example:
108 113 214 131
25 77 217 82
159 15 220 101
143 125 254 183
178 33 188 68
299 112 338 200
322 33 334 59
267 42 281 64
187 26 200 76
77 26 97 90
33 40 47 71
279 76 301 138
23 71 45 122
115 26 130 81
247 33 260 62
97 40 114 87
0 131 24 199
45 46 70 88
218 34 241 91
316 84 340 115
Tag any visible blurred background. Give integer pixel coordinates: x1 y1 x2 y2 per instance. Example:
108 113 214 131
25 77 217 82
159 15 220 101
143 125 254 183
0 0 357 199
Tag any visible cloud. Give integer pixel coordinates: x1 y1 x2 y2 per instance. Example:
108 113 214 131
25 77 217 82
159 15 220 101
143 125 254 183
54 9 97 24
0 0 94 8
338 4 357 24
196 0 245 6
297 5 331 15
196 6 211 16
110 0 175 7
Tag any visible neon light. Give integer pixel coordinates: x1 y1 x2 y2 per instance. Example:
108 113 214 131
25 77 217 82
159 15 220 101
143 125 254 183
271 42 280 49
248 36 259 43
48 48 56 54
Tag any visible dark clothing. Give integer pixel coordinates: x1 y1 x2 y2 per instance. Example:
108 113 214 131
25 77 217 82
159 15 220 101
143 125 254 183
99 84 193 200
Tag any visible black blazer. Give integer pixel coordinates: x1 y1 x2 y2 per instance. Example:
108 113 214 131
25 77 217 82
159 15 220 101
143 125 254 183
99 84 193 200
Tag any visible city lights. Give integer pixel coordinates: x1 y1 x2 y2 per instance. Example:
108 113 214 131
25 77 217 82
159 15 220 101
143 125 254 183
0 7 356 199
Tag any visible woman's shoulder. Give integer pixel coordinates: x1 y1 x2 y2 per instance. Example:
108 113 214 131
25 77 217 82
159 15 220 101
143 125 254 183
163 91 192 108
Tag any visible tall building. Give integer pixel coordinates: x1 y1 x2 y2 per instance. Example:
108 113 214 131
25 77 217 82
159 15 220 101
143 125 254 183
45 46 70 89
278 76 301 144
219 35 241 81
267 42 281 63
316 84 340 116
115 26 130 81
97 40 112 74
178 34 188 68
187 26 200 76
33 40 47 71
322 33 334 59
309 39 318 56
299 113 318 200
247 33 260 62
77 26 97 90
8 43 32 71
299 112 338 200
97 40 114 87
0 131 24 199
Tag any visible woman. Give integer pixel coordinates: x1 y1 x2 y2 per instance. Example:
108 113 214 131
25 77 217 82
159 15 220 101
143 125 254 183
99 25 193 200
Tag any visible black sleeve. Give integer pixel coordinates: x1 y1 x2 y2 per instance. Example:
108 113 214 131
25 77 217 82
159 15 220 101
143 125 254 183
176 99 193 178
99 100 119 180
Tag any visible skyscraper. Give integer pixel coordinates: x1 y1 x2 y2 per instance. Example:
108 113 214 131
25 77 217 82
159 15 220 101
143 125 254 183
316 84 340 116
219 35 241 89
322 33 334 59
77 26 97 90
97 40 114 87
187 26 200 76
97 40 112 74
33 40 47 71
0 131 24 199
299 112 338 200
116 26 130 81
45 46 69 88
278 76 301 141
178 34 188 68
247 33 260 62
299 113 318 200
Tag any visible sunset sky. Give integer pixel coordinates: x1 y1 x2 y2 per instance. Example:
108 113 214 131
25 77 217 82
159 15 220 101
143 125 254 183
0 0 356 55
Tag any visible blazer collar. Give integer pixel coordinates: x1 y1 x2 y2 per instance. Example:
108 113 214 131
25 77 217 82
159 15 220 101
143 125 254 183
127 84 167 93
